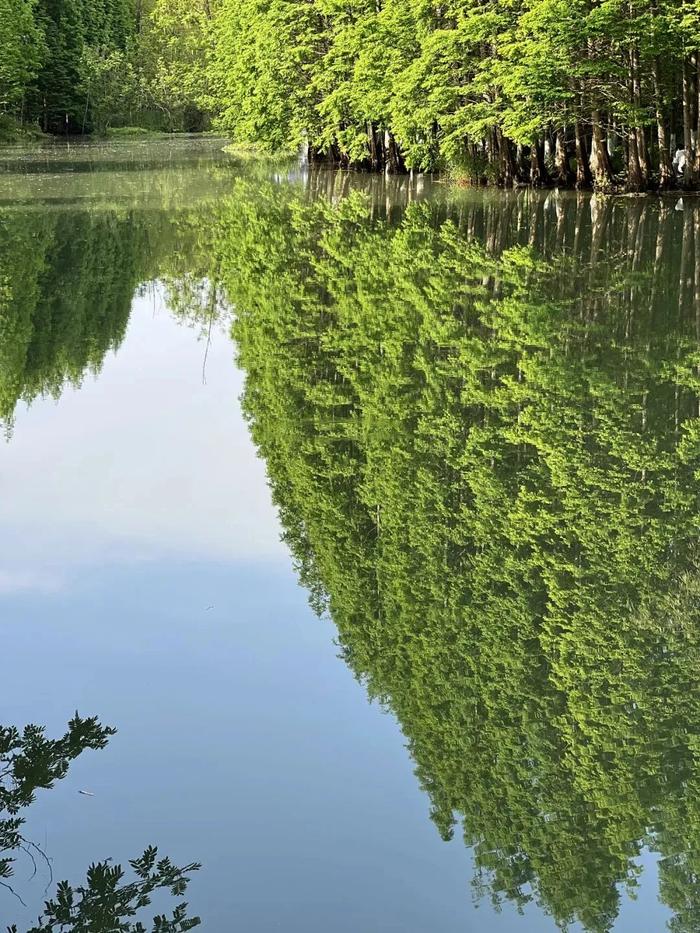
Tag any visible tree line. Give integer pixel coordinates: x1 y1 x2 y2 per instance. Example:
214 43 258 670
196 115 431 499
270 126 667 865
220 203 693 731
4 0 700 190
0 0 212 135
211 0 700 191
0 184 220 432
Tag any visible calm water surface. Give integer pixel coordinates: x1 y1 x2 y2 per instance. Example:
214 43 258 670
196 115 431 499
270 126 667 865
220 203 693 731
2 136 699 932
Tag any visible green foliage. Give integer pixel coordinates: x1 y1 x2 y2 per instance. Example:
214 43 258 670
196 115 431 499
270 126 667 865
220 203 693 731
139 0 219 131
1 717 200 933
9 847 201 933
212 0 324 151
0 192 217 431
1 0 694 187
32 0 88 132
205 0 700 188
0 0 45 112
0 0 213 135
0 209 142 429
81 46 142 134
0 714 115 883
215 182 700 930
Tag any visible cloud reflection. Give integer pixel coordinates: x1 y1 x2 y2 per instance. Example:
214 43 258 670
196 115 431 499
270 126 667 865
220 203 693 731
0 292 285 584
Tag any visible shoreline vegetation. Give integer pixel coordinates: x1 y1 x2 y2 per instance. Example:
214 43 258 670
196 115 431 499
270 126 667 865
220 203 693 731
1 0 700 192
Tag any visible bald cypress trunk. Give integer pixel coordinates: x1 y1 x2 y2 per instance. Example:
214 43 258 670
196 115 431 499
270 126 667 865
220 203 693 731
367 122 380 171
590 110 615 189
554 128 575 186
696 52 700 178
529 136 551 186
575 122 592 188
652 57 674 188
497 128 517 186
636 126 650 184
629 45 649 190
627 125 645 191
682 55 698 188
385 132 405 174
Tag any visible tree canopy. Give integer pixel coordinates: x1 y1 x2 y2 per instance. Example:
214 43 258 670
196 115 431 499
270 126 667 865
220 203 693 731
207 0 700 190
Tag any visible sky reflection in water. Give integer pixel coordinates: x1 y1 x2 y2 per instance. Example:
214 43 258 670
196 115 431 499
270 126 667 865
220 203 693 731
0 138 691 932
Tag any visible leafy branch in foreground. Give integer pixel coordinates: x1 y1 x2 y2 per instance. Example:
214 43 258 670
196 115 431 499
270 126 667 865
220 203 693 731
0 713 115 888
1 717 201 932
7 846 201 933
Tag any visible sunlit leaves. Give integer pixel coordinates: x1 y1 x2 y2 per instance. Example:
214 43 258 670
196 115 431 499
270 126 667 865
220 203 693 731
222 184 700 931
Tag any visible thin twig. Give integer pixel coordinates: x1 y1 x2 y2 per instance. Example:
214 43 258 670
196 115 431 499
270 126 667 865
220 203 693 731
19 843 37 881
0 879 27 907
21 837 53 895
201 288 217 386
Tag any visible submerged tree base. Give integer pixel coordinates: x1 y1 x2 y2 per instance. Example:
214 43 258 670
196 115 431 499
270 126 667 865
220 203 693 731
310 144 696 195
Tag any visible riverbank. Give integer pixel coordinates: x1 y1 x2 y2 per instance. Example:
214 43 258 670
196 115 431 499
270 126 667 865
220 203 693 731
0 130 696 200
0 124 218 149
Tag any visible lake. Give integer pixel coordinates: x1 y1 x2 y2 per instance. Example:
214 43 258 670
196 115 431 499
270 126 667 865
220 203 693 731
1 135 699 933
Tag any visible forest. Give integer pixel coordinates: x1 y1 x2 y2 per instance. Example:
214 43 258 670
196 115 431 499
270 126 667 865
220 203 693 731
2 0 700 189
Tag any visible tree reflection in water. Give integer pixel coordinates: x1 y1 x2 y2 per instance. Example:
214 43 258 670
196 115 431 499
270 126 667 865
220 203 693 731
1 716 200 933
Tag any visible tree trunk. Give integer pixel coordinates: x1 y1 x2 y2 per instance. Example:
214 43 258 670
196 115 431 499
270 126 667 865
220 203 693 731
630 45 649 189
497 128 517 186
467 142 482 185
385 132 405 173
682 55 698 187
627 126 645 191
530 136 551 186
636 126 650 184
590 110 615 189
367 122 379 171
607 120 618 157
486 128 498 179
696 51 700 177
554 127 574 185
575 122 592 188
652 57 674 188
